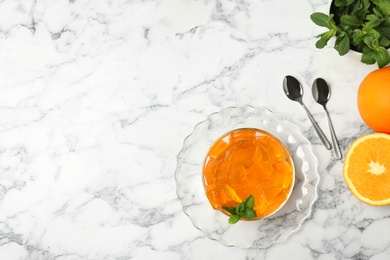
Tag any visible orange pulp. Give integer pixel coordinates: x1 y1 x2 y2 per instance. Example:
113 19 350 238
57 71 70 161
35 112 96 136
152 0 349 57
202 128 294 219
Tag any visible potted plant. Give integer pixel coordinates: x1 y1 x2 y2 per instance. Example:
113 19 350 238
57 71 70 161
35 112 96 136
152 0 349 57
310 0 390 68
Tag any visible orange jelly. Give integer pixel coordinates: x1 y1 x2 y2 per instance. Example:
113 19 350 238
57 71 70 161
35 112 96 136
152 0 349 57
202 128 294 219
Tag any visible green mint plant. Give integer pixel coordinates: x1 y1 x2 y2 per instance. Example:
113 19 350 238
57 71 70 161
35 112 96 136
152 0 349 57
310 0 390 68
222 195 257 224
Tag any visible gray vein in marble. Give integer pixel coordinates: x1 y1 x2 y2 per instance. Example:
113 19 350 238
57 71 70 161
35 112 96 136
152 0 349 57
0 0 388 259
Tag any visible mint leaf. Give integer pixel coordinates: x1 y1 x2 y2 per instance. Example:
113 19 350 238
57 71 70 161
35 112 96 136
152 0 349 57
244 195 255 209
340 15 362 27
310 13 332 28
335 32 351 55
228 214 240 224
377 26 390 41
374 46 390 67
364 35 379 49
243 208 257 220
222 206 236 215
379 36 390 47
236 203 246 217
361 46 376 64
384 17 390 27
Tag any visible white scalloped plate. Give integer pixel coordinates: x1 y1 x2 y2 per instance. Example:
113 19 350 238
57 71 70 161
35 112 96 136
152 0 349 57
175 106 319 249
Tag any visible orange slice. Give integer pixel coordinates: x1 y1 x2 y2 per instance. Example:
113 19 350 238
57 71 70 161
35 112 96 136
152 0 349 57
343 133 390 206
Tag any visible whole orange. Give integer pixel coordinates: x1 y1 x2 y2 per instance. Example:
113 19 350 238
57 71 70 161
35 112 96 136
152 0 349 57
357 66 390 134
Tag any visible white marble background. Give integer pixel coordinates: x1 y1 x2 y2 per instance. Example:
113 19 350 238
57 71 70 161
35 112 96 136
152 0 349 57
1 0 390 259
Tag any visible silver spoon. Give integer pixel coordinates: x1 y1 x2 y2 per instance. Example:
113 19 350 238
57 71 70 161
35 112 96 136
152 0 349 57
312 78 342 159
283 75 332 150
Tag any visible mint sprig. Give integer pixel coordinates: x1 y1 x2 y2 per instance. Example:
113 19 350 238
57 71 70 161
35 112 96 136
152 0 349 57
310 0 390 68
222 195 257 224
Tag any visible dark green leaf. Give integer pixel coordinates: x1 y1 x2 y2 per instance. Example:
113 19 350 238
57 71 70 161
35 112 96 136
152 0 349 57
350 0 370 17
242 208 257 220
378 26 390 47
241 196 249 205
310 12 332 28
335 33 351 55
363 34 374 47
340 15 362 27
228 214 240 224
379 36 390 48
244 195 255 209
222 206 236 215
383 17 390 27
335 0 355 7
315 38 328 49
361 46 376 64
377 27 390 40
374 47 390 67
236 203 246 217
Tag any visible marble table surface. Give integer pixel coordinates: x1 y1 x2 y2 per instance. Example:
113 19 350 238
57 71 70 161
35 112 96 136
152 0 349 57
1 0 389 259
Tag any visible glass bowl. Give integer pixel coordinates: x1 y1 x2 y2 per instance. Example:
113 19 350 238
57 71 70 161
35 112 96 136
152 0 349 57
202 128 295 220
175 106 319 249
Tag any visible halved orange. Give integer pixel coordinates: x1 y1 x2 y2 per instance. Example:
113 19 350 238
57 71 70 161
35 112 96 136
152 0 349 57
343 133 390 206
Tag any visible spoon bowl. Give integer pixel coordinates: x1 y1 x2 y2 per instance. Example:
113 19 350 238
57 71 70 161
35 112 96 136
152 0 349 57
312 78 331 106
283 75 331 150
312 78 342 159
283 76 304 103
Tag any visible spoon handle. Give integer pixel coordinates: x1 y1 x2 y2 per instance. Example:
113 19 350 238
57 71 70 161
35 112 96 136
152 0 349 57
324 109 342 159
301 103 332 150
